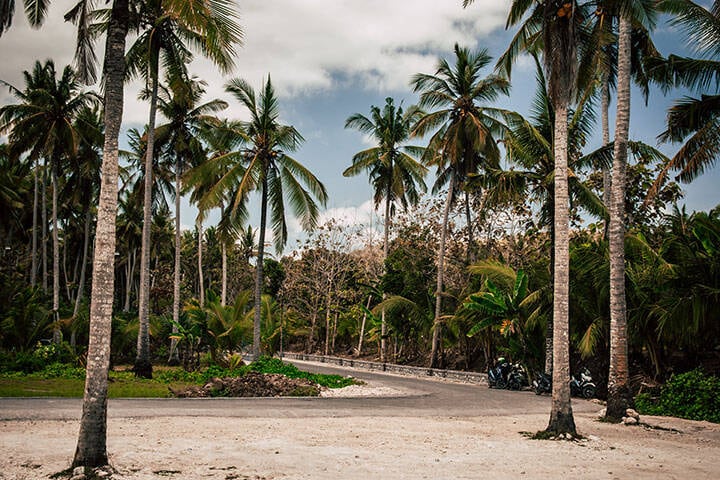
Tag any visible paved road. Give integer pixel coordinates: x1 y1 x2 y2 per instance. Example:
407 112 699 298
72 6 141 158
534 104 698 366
0 360 599 421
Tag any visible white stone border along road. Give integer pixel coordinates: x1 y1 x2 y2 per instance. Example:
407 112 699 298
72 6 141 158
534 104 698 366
280 352 488 385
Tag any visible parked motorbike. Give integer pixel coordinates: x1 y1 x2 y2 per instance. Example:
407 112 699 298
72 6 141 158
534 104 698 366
488 358 529 390
532 368 596 399
487 358 512 389
533 371 552 395
570 367 596 399
507 363 529 390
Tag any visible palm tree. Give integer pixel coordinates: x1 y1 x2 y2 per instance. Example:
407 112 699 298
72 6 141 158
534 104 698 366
647 1 720 197
126 0 242 378
154 73 227 364
488 54 607 374
578 1 659 223
72 0 131 469
219 76 328 359
482 0 580 435
0 59 97 343
343 97 427 362
410 44 510 368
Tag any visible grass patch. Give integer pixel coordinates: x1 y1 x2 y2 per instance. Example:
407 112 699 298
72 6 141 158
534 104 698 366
0 356 357 398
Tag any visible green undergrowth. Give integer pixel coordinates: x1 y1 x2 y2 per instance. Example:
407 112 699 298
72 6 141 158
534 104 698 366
0 356 356 397
635 369 720 423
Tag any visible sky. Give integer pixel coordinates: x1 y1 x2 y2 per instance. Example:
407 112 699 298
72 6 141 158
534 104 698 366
1 0 718 253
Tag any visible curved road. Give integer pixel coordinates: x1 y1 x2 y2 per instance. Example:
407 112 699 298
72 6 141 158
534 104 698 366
0 359 599 421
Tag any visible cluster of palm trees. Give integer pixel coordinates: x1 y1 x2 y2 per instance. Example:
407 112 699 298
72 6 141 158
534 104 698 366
341 0 720 437
1 0 719 470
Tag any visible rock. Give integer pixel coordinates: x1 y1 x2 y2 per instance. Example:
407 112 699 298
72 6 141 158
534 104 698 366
94 466 112 477
72 466 85 477
623 416 638 425
598 408 607 418
626 408 640 420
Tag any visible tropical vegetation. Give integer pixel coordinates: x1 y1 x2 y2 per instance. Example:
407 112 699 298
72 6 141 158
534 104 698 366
1 0 720 471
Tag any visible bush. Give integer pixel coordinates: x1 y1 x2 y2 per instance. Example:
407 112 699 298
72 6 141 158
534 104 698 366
635 369 720 423
0 342 77 374
30 362 86 380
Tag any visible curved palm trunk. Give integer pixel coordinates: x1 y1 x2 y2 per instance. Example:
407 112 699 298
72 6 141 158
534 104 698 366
169 165 181 365
72 0 129 469
547 100 576 436
253 175 268 359
51 159 61 343
31 157 38 287
430 181 454 368
606 16 633 422
134 62 160 379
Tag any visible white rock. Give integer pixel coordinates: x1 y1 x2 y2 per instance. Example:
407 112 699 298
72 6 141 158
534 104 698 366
598 408 607 418
623 416 638 425
626 408 640 420
72 466 85 476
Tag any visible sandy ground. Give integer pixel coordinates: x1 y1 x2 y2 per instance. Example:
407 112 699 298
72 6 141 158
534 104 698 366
2 381 719 480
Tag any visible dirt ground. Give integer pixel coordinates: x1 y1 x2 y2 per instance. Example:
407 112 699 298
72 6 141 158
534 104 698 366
2 381 719 479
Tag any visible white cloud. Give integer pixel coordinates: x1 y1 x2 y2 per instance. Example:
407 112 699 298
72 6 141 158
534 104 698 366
1 1 511 124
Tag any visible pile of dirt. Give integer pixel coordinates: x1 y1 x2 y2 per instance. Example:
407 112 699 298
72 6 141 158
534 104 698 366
170 372 321 398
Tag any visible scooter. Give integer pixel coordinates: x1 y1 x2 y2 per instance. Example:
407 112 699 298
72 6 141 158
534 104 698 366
487 358 512 389
570 367 596 399
532 368 596 399
507 363 529 390
533 371 552 395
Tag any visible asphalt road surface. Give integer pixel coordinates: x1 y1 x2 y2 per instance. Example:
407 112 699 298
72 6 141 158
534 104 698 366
0 359 600 421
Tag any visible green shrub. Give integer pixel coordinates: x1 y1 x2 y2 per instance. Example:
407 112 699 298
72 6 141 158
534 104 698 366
0 342 77 374
30 362 86 380
635 369 720 423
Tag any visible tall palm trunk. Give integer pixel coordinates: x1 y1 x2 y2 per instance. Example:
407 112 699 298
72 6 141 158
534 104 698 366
71 208 92 348
73 208 92 317
430 180 454 368
169 164 181 365
31 157 38 287
134 60 160 379
545 215 555 375
606 15 632 421
72 0 129 469
547 99 576 435
380 189 391 362
124 248 136 312
465 190 475 263
221 202 227 307
197 218 204 308
42 159 48 293
51 159 61 343
601 72 612 226
253 174 268 359
221 242 227 306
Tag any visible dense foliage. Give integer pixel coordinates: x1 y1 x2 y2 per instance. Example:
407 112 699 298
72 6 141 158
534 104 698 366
635 369 720 423
1 2 719 416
